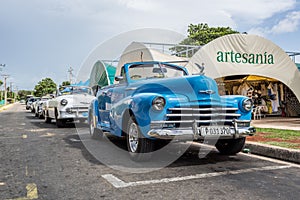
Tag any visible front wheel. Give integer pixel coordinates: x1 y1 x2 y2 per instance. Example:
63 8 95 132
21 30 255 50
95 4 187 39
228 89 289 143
38 112 44 119
56 118 66 128
126 117 154 161
215 137 246 155
44 111 52 123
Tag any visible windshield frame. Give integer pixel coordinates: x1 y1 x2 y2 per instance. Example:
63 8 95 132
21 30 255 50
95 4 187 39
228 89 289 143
58 86 93 96
127 62 187 82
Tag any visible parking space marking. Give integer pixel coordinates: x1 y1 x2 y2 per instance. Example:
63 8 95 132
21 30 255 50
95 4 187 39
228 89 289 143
0 135 27 140
102 165 292 188
39 133 56 137
6 183 38 200
25 166 28 176
26 183 38 199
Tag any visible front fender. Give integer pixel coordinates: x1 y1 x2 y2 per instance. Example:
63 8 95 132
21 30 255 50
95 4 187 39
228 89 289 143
128 93 188 138
109 93 159 137
221 95 253 120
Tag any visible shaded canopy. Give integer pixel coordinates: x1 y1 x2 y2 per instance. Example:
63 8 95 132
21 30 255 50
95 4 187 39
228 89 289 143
186 34 300 102
223 75 278 83
89 60 116 88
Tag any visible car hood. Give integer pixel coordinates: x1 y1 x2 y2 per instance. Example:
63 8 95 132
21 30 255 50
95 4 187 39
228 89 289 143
130 75 221 103
55 94 95 106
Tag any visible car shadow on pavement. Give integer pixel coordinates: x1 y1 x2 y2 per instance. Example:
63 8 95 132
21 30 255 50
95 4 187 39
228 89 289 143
63 134 103 165
26 114 89 129
63 133 238 169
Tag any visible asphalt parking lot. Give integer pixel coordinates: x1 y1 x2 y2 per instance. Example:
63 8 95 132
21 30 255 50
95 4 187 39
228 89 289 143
1 103 300 200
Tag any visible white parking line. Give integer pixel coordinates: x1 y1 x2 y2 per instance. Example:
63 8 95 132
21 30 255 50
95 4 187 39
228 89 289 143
102 165 292 188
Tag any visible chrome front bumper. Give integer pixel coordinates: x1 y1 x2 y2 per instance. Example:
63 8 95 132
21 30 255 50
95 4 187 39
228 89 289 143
147 119 256 140
59 107 89 119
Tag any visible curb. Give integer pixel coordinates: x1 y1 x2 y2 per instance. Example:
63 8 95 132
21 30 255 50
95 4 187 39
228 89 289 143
0 103 15 112
245 141 300 164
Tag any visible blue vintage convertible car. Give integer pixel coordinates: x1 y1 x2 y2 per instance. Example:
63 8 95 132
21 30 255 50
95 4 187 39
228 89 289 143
88 61 255 160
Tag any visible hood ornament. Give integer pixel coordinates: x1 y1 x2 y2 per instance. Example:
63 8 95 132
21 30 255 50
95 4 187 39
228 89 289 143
194 63 205 75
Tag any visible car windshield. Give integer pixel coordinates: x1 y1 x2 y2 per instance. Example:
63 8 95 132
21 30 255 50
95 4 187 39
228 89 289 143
41 97 51 101
128 63 186 81
59 86 93 95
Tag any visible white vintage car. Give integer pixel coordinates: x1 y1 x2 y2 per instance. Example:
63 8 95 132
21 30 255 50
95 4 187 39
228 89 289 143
43 86 95 127
34 95 53 118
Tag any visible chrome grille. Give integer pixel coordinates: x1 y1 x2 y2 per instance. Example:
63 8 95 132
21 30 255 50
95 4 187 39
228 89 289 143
163 106 240 128
66 106 89 114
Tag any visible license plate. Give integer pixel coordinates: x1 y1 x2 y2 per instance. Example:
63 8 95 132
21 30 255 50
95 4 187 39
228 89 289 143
199 126 232 136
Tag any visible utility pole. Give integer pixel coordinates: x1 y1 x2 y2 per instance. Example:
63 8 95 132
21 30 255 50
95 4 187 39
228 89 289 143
14 86 18 102
67 67 74 84
0 64 5 102
10 82 13 100
2 74 10 105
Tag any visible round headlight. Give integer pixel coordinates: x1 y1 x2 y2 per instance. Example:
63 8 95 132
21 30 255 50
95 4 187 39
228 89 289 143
60 99 68 106
152 97 166 111
242 99 253 112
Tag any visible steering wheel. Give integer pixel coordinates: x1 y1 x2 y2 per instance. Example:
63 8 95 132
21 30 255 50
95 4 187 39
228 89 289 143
130 75 142 80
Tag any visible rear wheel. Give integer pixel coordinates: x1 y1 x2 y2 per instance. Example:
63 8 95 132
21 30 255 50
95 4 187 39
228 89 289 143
215 137 246 155
89 114 103 139
126 117 154 161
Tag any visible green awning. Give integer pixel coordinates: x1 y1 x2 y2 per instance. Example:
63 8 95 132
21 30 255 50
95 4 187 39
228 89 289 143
89 61 116 88
296 63 300 71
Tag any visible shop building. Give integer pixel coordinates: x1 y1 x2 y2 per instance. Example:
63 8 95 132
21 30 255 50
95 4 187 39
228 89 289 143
92 34 300 118
185 34 300 117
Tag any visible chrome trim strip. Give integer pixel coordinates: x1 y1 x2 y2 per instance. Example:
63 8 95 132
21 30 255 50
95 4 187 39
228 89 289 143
126 87 137 91
151 119 235 124
169 107 238 111
166 113 241 117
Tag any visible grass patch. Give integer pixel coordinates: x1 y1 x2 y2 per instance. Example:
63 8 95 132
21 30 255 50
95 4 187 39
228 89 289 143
255 128 300 140
262 141 299 149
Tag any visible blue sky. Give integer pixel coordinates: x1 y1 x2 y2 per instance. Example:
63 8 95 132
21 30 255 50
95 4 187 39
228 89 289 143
0 0 300 90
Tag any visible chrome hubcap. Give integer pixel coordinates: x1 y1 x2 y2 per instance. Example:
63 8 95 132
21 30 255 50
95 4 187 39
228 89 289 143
128 123 139 153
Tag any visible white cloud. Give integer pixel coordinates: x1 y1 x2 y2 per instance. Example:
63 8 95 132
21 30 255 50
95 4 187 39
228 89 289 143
248 11 300 36
247 27 267 37
271 11 300 33
222 0 296 24
117 0 159 11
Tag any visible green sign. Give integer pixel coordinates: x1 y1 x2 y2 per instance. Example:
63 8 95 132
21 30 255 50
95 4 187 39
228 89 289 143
217 51 274 64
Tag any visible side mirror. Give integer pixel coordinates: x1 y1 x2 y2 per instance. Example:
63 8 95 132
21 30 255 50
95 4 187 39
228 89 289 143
115 76 124 82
